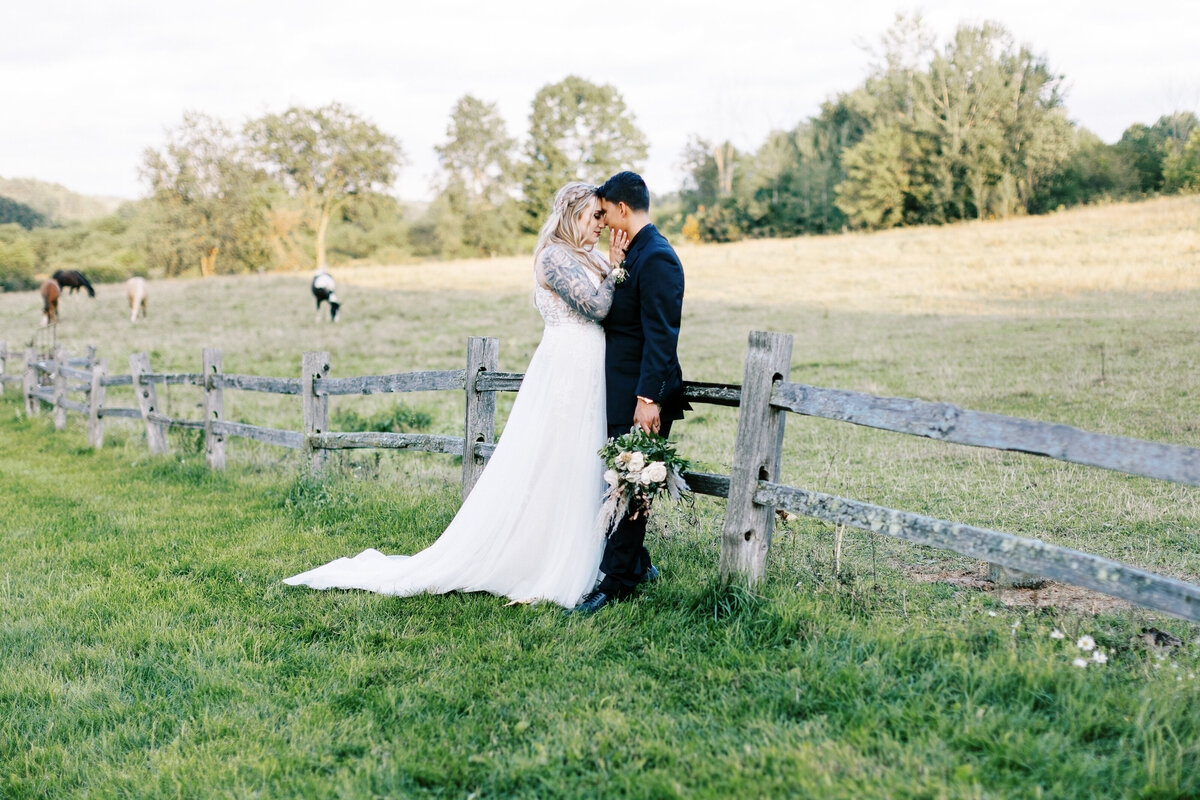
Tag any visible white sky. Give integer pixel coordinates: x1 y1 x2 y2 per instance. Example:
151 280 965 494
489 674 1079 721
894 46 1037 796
3 0 1198 202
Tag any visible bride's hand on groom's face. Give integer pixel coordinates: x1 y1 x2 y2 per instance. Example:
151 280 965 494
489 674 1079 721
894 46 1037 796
608 228 628 266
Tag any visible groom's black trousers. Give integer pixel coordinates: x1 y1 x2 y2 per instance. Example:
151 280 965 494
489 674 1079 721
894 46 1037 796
598 417 676 598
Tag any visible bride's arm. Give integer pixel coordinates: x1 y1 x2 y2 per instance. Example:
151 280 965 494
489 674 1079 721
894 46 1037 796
538 246 616 321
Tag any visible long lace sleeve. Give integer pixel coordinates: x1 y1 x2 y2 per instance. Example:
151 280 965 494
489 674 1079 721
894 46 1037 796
537 245 616 321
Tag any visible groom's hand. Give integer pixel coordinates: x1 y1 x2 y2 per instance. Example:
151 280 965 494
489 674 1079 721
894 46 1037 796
634 399 661 435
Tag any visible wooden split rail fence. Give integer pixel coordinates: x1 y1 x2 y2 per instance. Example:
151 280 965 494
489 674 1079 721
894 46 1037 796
2 332 1198 623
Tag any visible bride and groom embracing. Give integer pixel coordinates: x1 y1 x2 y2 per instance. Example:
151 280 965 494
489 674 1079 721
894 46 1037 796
284 171 687 615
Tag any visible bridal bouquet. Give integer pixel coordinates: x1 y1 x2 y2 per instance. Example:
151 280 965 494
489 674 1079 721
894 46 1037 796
596 427 691 537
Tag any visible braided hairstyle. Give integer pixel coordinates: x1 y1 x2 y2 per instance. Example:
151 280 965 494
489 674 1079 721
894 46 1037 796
533 182 609 284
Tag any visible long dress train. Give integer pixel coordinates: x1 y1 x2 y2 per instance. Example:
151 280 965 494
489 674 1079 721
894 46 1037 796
283 276 608 608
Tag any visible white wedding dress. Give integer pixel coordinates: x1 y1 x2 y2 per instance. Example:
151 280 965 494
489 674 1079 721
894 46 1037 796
284 264 609 608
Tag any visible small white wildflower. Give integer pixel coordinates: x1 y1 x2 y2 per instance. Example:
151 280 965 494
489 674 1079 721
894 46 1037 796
987 611 997 617
1076 635 1096 652
1073 658 1088 668
1050 629 1065 640
1091 651 1108 664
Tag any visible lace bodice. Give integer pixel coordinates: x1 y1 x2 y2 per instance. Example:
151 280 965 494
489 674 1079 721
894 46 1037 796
535 279 603 328
533 242 615 328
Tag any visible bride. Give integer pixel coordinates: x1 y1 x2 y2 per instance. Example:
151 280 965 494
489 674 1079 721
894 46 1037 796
284 183 627 608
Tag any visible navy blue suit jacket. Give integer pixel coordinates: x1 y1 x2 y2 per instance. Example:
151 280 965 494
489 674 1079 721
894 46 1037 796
603 224 687 430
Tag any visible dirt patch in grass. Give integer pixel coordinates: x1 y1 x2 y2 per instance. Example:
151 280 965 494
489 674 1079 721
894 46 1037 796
909 566 1132 615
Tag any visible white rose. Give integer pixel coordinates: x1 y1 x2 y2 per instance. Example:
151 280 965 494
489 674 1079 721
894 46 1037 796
615 451 633 466
639 470 656 486
627 452 646 472
643 461 668 483
604 469 620 487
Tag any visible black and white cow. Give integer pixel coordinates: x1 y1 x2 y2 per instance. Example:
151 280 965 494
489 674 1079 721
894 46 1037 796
312 271 340 322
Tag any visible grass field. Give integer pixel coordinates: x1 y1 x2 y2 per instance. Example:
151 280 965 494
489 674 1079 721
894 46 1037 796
2 195 1199 797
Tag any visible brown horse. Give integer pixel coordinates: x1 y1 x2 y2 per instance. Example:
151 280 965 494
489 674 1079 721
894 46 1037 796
40 279 61 325
51 269 95 297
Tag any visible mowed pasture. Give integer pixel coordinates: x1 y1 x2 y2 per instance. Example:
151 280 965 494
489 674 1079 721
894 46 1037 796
2 195 1199 797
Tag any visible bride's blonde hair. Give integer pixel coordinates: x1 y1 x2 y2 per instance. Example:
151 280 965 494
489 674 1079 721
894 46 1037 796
533 182 609 283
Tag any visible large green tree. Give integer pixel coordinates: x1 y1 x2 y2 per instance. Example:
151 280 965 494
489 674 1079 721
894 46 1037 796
246 103 404 271
522 76 648 229
140 112 269 277
433 95 520 256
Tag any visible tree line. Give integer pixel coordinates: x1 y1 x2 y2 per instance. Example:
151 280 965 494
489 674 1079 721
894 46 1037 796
2 15 1199 289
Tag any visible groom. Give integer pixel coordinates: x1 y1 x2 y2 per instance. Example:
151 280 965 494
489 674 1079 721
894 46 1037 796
573 171 687 615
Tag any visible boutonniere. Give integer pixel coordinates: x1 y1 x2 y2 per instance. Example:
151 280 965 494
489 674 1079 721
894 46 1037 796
611 261 628 284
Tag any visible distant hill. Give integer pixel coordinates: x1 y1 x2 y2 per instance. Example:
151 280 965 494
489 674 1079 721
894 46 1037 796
0 176 126 223
0 195 48 229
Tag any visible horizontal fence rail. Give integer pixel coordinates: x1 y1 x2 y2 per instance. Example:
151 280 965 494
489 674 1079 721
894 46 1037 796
7 332 1199 623
753 479 1200 621
315 370 466 396
772 382 1200 487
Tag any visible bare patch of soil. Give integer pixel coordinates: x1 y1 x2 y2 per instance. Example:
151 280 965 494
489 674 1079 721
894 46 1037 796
909 567 1132 615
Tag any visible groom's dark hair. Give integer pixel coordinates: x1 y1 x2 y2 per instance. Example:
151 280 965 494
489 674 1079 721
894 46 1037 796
597 171 650 212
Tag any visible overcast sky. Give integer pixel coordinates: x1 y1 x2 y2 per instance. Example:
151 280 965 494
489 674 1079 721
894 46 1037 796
3 0 1198 202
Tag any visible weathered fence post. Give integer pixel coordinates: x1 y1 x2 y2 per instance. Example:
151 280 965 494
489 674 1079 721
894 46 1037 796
462 336 499 499
88 358 107 449
23 347 37 416
129 352 168 454
85 345 96 368
302 351 330 473
52 344 67 430
0 340 7 396
203 348 225 470
720 331 794 585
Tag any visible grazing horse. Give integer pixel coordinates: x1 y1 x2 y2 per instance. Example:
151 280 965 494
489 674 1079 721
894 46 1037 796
51 269 95 297
312 271 340 322
125 277 147 323
40 279 61 325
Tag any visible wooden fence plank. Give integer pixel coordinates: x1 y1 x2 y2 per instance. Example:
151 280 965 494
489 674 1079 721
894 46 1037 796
23 348 37 416
771 382 1200 487
88 359 106 449
145 412 205 429
137 372 205 386
58 397 88 414
203 349 225 470
59 365 93 382
753 480 1200 623
313 370 466 396
99 407 145 419
474 371 523 393
52 345 67 430
216 374 302 394
720 331 793 585
462 337 498 499
308 432 466 455
302 352 330 471
682 381 742 407
129 352 167 454
211 420 305 449
100 374 134 387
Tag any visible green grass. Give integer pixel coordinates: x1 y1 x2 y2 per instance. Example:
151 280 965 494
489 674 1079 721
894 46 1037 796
3 197 1200 795
1 400 1198 798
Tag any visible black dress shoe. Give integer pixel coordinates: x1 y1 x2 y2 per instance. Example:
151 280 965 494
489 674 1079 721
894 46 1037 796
570 590 614 615
640 565 660 584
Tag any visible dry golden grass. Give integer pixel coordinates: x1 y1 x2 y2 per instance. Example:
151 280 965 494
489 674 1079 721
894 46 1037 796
336 194 1200 315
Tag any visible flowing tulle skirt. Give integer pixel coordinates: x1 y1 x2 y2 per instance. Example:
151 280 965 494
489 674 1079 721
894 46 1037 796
283 322 607 608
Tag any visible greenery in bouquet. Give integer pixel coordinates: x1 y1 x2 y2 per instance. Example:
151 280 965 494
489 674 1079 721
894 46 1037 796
596 427 691 537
